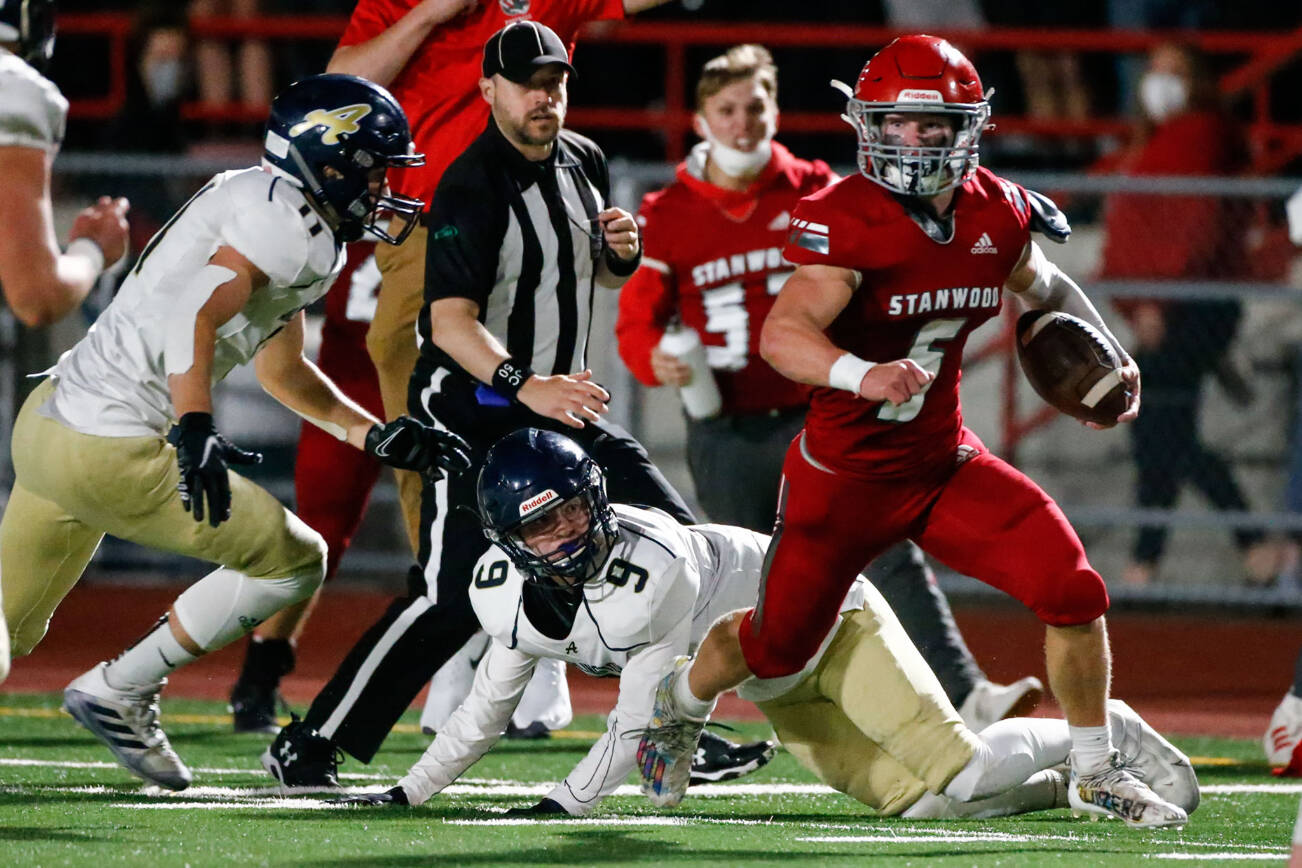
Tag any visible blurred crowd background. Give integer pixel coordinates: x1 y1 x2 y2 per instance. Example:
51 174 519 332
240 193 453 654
23 0 1302 609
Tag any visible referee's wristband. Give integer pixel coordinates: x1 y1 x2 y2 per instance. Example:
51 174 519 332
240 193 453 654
492 358 534 400
603 245 641 277
828 352 876 395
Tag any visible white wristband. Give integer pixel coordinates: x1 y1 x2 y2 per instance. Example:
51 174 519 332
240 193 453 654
828 352 875 395
65 237 106 278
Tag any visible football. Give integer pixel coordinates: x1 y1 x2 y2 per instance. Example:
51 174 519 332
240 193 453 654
1015 309 1131 426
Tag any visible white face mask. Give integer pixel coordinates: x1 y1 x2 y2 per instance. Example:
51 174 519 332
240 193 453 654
1139 72 1188 123
696 113 774 178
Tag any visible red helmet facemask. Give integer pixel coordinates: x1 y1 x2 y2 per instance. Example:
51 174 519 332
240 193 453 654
839 35 990 197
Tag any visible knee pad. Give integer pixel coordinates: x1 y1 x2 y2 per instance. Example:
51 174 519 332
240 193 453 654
738 609 819 679
173 555 325 652
1030 566 1109 627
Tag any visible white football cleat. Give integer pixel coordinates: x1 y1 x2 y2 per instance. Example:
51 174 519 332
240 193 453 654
1068 751 1187 828
958 676 1044 733
636 656 707 809
1264 692 1302 766
64 662 192 791
1107 699 1199 813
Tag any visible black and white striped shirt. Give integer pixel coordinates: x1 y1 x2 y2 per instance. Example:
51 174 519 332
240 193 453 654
418 117 609 383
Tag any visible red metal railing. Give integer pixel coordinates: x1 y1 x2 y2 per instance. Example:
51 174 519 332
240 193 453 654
59 15 1302 164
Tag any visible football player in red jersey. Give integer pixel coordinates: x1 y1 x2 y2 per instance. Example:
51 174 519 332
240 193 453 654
616 43 1042 732
636 35 1188 830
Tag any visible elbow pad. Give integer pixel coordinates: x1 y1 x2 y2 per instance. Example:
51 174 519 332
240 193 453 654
163 263 239 376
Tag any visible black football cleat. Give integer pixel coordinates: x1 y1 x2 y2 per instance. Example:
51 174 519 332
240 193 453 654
688 728 777 785
261 715 343 792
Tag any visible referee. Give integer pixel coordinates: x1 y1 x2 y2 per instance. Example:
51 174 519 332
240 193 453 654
263 21 772 788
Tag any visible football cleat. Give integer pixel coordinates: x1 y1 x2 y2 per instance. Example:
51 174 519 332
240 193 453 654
636 656 707 808
957 676 1045 733
261 715 343 792
504 720 552 740
1068 750 1188 828
229 681 287 735
1264 692 1302 767
63 663 192 791
1107 698 1199 813
689 728 776 785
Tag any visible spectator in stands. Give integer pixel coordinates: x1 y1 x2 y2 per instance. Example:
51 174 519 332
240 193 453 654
188 0 272 113
1099 41 1279 587
103 6 191 252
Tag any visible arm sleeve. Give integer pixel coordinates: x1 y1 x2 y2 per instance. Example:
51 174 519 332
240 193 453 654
546 616 693 815
546 557 698 815
615 209 679 385
423 174 504 309
396 640 537 806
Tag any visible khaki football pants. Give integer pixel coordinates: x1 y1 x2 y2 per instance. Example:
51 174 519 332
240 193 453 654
2 378 324 657
756 588 981 816
368 222 428 555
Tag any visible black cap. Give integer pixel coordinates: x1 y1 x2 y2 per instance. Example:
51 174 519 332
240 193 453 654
482 20 576 84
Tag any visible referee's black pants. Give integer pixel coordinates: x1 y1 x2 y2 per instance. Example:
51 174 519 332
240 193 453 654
302 366 693 762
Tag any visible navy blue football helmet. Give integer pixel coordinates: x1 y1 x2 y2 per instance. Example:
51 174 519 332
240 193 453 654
264 73 424 244
478 429 619 584
0 0 56 71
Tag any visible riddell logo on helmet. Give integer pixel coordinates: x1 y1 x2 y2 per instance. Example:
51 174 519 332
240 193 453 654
897 89 944 104
519 489 558 517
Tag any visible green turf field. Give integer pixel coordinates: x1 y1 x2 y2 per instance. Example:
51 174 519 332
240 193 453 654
0 692 1295 867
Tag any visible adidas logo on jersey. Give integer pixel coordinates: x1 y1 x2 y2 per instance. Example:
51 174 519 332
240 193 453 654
970 233 998 254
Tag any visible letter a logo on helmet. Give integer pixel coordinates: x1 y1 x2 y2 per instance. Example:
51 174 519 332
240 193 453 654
289 104 374 145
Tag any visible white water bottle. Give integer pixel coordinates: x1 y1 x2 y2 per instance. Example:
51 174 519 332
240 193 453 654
658 321 722 420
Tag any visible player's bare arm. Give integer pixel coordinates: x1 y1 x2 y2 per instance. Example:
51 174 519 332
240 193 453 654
623 0 677 12
595 206 641 289
761 264 931 404
0 146 129 326
254 311 383 450
326 0 479 87
1006 240 1141 425
167 245 264 416
428 296 610 429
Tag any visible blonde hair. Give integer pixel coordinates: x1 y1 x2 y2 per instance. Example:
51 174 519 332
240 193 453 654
695 44 777 111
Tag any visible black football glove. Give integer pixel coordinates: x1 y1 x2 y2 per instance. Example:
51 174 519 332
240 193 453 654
504 797 569 817
364 417 472 482
329 786 409 807
167 412 263 527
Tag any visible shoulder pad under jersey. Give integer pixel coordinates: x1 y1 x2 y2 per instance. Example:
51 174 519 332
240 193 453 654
1026 188 1071 244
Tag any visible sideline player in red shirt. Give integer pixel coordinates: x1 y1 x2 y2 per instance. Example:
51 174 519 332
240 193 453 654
635 35 1188 829
227 0 677 732
615 43 1041 731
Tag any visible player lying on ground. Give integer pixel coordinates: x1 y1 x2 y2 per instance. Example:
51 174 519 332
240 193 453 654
332 429 1198 819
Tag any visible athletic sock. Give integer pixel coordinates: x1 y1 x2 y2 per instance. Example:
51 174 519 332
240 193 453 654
672 664 716 721
1068 723 1113 775
104 616 198 692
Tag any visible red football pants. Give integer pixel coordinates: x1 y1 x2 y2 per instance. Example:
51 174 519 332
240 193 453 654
738 428 1109 679
293 326 384 582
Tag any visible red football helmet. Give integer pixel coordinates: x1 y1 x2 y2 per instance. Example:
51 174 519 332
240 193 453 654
845 35 990 196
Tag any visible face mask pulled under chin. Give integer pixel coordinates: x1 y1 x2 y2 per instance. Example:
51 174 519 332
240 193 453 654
1139 72 1188 123
697 114 774 177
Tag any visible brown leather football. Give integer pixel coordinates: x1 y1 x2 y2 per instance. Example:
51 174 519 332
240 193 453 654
1016 309 1131 426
